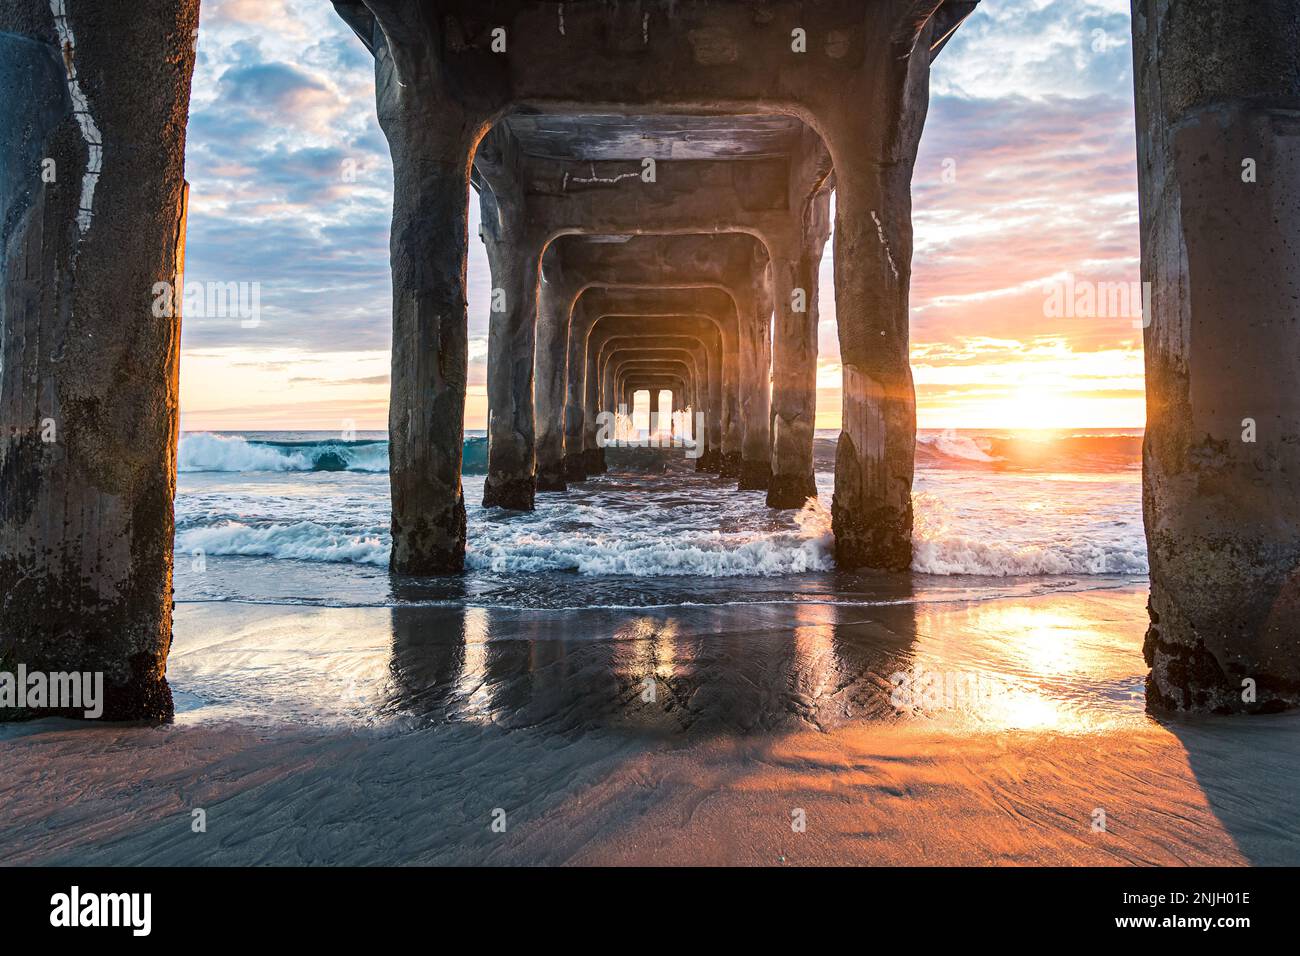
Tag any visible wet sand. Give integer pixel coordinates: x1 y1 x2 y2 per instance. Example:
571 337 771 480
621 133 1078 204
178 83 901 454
2 585 1298 865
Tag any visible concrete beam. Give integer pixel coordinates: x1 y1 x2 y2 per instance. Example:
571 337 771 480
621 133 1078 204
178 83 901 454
351 0 964 121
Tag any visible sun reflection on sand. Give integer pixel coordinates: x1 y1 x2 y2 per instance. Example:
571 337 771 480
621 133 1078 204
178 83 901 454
456 607 492 719
902 598 1148 735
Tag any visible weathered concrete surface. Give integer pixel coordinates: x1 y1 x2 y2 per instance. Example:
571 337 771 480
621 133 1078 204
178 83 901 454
477 136 541 511
0 0 199 720
563 295 595 479
766 123 833 509
1132 0 1300 712
829 21 932 571
533 248 570 491
738 256 776 490
360 9 482 573
767 193 831 509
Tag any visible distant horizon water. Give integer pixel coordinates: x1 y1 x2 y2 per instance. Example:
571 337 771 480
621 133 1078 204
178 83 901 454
172 427 1147 611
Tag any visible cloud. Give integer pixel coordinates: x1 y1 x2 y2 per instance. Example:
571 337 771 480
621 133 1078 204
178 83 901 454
179 0 1145 429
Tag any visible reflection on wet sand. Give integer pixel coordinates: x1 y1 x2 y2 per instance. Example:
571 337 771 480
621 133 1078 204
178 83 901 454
6 586 1300 865
383 598 918 735
379 587 1143 738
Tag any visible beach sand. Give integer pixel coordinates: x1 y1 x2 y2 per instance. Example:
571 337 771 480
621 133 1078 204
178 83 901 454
2 585 1298 866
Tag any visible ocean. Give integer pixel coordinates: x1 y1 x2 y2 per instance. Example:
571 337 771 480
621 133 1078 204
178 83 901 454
173 427 1148 611
17 427 1300 866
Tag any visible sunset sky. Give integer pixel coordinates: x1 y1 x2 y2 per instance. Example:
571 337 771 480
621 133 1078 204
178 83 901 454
176 0 1144 434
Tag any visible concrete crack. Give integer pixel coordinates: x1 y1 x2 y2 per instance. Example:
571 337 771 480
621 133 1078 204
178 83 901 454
870 210 899 280
50 0 101 238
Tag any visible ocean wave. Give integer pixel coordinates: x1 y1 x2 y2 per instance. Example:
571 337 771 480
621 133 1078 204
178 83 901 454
177 520 390 565
178 433 488 474
912 430 1143 472
917 430 1002 463
911 531 1148 576
175 498 836 577
466 498 834 576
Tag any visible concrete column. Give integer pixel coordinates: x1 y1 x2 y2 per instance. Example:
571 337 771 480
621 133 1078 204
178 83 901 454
533 251 571 492
767 218 828 508
702 332 725 472
1133 0 1300 712
481 202 541 510
831 165 918 570
383 123 475 572
0 0 199 720
718 322 743 479
827 25 932 572
562 295 588 481
581 318 609 475
738 259 775 490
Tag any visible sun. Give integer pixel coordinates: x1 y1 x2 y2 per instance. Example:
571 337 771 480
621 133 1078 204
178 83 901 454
1007 384 1082 431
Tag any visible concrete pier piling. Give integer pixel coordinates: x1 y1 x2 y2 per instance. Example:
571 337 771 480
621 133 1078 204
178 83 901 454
0 0 200 720
1131 0 1300 712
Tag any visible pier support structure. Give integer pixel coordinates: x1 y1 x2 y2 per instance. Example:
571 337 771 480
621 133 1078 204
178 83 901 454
332 0 970 567
0 0 200 720
545 234 771 486
1132 0 1300 712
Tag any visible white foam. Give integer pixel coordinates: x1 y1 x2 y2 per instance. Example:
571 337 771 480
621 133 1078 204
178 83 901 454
466 509 833 577
178 520 389 565
172 442 1150 583
911 530 1148 576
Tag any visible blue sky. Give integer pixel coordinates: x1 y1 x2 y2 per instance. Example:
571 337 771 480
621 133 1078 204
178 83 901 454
177 0 1143 432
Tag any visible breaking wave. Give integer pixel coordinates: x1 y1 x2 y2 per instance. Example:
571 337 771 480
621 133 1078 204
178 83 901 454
911 531 1148 576
177 520 390 566
178 433 489 474
466 497 834 576
176 492 836 577
917 430 1002 464
173 431 1148 584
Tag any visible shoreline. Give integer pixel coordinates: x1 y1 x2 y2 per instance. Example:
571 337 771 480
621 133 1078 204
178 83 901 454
4 584 1298 866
